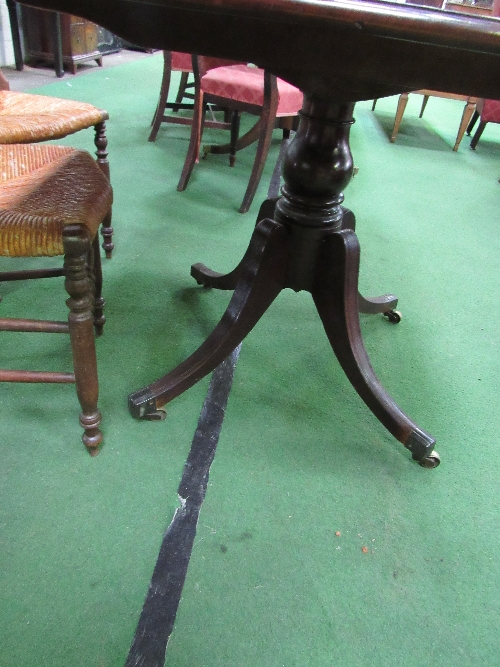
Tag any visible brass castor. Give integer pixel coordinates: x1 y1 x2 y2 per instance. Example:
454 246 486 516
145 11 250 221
418 450 441 468
383 309 402 324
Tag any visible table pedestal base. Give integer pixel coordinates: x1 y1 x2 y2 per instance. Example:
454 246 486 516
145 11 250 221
128 206 437 466
129 96 439 468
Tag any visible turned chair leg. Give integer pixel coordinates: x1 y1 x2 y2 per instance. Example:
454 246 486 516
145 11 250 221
90 233 106 335
63 225 103 455
94 120 114 258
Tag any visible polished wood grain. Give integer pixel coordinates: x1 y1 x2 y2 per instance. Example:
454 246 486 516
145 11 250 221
20 0 500 100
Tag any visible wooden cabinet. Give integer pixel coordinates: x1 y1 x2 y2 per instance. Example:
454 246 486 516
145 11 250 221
20 7 103 74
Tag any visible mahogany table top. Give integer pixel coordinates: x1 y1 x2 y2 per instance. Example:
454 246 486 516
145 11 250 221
20 0 500 101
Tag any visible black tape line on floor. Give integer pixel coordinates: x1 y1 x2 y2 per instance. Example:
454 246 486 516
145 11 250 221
125 344 241 667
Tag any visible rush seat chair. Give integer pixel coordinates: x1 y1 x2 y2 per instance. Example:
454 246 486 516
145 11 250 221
0 143 112 454
0 68 114 258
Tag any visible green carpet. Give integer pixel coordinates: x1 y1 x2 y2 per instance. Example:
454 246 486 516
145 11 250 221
1 54 499 667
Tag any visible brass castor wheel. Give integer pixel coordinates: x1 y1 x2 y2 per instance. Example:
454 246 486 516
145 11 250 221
142 409 167 421
383 309 402 324
418 450 441 469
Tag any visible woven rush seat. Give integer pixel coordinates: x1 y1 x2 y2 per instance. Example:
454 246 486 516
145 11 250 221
0 143 113 454
0 144 111 257
0 91 108 143
0 69 114 258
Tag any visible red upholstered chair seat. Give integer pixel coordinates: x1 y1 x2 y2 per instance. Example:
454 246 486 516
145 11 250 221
479 99 500 123
201 64 303 117
178 58 304 212
149 51 240 142
469 98 500 149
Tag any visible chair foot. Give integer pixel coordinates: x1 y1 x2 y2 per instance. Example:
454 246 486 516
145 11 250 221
80 409 103 455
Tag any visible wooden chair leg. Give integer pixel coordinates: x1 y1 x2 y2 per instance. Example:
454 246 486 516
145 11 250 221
229 110 240 167
149 50 173 142
279 115 294 139
239 111 277 214
466 110 479 136
91 233 106 335
173 71 190 110
391 93 409 143
63 225 102 455
93 120 114 259
419 95 429 118
203 118 261 156
239 73 280 213
470 120 487 150
454 99 476 151
177 89 205 191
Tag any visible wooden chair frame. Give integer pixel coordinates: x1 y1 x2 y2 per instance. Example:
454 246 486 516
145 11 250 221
177 57 297 213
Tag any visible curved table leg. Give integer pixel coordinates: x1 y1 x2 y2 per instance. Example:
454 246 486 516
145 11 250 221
128 218 289 419
190 197 280 290
357 292 399 319
340 206 400 320
311 228 438 465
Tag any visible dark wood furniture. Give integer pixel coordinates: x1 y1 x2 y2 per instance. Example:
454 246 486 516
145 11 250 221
7 2 121 77
148 51 196 142
177 57 303 213
149 52 237 141
19 0 500 468
19 6 103 74
6 0 25 72
0 144 112 454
